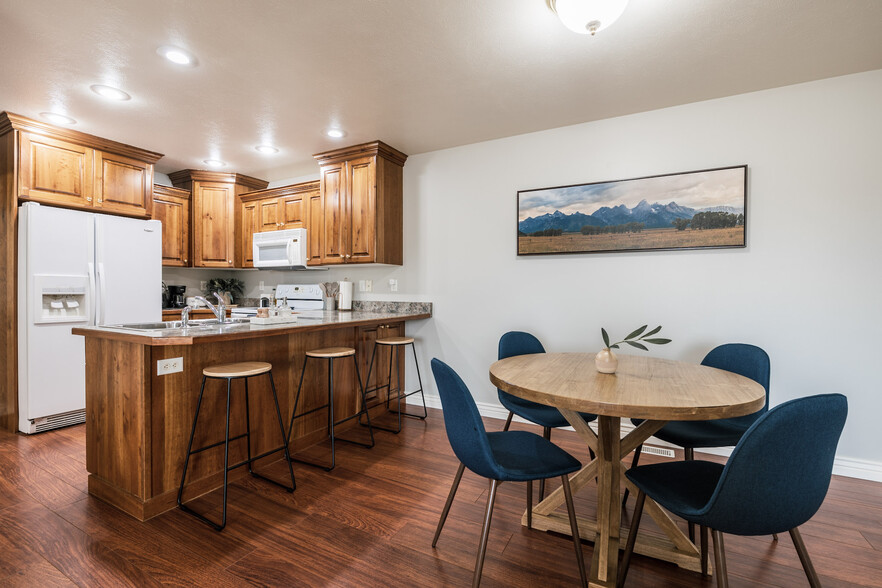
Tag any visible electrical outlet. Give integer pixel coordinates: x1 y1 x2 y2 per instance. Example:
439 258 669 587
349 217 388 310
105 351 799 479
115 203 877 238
359 280 366 292
157 357 183 376
365 279 372 292
259 280 265 291
200 280 207 291
389 279 398 292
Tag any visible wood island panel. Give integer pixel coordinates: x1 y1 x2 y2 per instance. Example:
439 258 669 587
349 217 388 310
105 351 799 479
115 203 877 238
79 315 427 520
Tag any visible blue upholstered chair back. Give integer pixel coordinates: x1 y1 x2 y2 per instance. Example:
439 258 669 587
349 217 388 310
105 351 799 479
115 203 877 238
702 393 847 536
701 343 771 428
431 358 502 480
497 331 545 404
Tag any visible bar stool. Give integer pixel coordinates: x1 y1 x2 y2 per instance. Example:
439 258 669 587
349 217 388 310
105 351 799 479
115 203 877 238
287 347 374 471
177 361 295 531
362 336 427 433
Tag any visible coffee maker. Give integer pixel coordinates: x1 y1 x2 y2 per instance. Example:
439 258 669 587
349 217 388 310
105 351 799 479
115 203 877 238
167 285 187 308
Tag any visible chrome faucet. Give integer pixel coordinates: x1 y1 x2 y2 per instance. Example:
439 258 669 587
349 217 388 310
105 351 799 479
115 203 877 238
194 292 226 323
181 305 191 328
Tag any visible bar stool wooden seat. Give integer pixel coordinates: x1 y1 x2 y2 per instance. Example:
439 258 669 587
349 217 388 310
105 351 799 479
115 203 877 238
361 335 427 433
177 361 295 531
287 347 374 471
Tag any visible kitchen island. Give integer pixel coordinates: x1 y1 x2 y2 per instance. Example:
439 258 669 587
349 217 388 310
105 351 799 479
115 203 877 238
73 307 431 520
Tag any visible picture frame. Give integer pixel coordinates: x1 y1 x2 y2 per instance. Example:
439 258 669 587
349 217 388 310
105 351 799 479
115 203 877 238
517 165 747 256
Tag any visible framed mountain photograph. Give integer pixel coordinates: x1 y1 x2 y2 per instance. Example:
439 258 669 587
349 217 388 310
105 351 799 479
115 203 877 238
517 165 747 256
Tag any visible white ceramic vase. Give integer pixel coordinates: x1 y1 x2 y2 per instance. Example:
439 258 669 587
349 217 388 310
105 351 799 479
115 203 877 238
595 347 618 374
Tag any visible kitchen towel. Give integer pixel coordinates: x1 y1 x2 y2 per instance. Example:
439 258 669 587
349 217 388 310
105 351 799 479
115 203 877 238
338 280 353 310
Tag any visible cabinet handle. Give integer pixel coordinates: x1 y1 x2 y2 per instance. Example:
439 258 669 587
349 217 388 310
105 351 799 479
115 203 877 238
228 260 232 264
97 199 103 203
86 197 92 202
345 254 351 258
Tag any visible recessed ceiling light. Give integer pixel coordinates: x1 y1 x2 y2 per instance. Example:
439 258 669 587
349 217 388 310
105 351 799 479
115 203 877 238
40 112 76 125
157 45 198 66
90 84 131 101
203 159 226 168
326 128 346 139
254 145 279 154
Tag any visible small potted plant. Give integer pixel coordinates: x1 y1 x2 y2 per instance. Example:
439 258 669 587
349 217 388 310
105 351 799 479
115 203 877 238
597 325 671 374
204 277 245 305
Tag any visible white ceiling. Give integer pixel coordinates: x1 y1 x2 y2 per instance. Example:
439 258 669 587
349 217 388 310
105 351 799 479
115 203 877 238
2 0 881 181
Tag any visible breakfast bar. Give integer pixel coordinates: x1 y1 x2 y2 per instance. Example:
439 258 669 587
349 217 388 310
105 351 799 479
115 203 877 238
73 307 431 521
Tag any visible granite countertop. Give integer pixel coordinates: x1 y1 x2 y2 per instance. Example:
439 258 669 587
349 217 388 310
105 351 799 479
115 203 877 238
72 303 432 346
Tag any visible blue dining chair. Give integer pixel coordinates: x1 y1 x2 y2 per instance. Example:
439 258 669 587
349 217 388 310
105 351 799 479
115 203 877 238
498 331 598 501
622 343 771 536
430 358 587 588
618 393 847 588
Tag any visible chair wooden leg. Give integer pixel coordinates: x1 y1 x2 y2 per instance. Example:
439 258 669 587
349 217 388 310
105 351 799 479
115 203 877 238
712 529 729 588
472 479 500 588
503 411 513 432
538 427 551 501
561 474 588 588
618 489 646 588
700 525 709 576
526 480 533 529
433 462 466 547
790 527 822 588
621 444 642 507
773 533 779 541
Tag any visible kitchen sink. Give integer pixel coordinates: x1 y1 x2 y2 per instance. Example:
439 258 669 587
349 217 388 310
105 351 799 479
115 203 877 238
109 317 252 331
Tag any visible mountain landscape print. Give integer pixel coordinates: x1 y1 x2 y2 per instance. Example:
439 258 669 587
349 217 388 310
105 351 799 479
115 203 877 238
517 165 746 255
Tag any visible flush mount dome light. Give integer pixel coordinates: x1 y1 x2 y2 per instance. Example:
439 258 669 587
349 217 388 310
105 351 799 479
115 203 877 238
40 112 77 125
157 45 198 66
203 159 226 168
90 84 131 101
254 145 279 154
546 0 629 35
325 128 346 139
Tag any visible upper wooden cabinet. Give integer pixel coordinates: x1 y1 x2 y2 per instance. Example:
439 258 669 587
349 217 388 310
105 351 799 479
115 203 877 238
153 185 190 267
239 181 320 268
5 112 161 218
168 169 268 268
313 141 406 265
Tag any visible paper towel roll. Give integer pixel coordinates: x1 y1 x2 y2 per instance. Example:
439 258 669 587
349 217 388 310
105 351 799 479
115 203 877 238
338 280 353 310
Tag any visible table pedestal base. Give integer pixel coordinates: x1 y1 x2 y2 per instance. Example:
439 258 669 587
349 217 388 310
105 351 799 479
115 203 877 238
528 412 707 587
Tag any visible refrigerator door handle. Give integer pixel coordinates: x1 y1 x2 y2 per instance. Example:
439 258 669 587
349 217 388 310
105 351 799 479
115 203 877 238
97 262 107 325
88 262 97 325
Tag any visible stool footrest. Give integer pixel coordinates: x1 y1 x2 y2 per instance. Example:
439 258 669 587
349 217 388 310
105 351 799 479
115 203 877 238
188 432 249 456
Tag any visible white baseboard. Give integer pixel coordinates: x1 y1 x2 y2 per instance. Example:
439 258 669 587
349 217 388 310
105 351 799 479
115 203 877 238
424 394 882 483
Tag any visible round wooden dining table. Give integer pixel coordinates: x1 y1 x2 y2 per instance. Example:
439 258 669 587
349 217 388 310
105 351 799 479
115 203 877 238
489 352 765 588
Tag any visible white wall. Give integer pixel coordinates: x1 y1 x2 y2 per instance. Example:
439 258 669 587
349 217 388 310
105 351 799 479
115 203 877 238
401 69 882 477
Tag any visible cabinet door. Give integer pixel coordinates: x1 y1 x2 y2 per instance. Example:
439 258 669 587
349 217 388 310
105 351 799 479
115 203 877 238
258 197 281 231
18 133 93 207
240 200 259 268
153 192 190 266
319 162 346 264
94 151 153 217
346 156 376 263
306 188 323 265
279 193 305 229
193 182 235 267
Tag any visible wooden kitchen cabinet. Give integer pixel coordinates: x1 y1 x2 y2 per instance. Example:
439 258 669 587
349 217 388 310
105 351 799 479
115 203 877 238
239 180 320 268
313 141 406 265
153 185 190 266
168 169 268 268
14 114 160 218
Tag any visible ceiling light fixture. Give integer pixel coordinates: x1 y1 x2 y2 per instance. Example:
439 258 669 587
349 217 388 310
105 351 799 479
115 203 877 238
40 112 76 125
546 0 629 35
325 128 346 139
90 84 131 101
254 145 279 154
203 159 226 168
157 45 198 66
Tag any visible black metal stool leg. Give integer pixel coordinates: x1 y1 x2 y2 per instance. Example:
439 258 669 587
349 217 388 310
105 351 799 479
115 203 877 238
287 356 310 444
409 341 428 419
219 377 233 530
244 377 253 475
328 357 336 471
178 375 208 508
359 344 380 427
351 354 375 448
243 371 297 492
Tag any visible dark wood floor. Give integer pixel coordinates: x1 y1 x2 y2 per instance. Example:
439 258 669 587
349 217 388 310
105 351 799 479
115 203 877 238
0 409 880 587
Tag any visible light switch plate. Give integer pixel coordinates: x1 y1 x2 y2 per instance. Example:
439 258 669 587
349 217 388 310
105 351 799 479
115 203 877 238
389 279 398 292
157 357 183 376
365 279 372 292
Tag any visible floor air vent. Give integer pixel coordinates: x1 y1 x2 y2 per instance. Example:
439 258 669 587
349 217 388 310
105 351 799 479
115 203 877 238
641 445 676 458
28 409 86 434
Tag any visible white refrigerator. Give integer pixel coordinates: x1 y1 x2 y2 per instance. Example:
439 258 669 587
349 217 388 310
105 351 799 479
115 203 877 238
17 202 161 433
